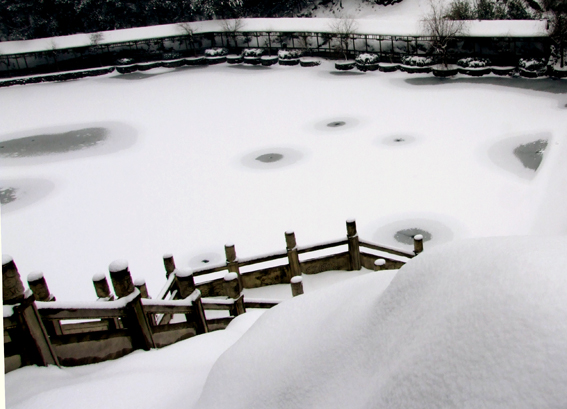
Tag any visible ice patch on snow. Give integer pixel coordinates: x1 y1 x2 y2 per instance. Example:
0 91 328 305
240 147 304 170
372 216 455 249
487 133 551 180
0 121 137 166
0 178 55 214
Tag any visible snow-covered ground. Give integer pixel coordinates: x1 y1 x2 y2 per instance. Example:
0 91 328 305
2 60 567 302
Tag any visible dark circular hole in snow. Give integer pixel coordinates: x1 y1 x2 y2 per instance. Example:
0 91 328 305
381 135 416 146
327 121 346 128
0 128 108 157
202 259 210 264
394 138 405 142
0 187 17 205
255 153 284 163
394 228 432 245
513 139 547 171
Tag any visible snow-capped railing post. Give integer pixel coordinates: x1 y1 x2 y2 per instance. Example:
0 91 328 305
285 231 302 280
346 219 362 271
175 268 208 334
291 276 304 297
3 255 26 305
225 243 242 287
163 253 176 278
109 260 155 350
27 272 55 302
224 272 246 316
374 258 386 271
134 278 151 299
413 234 424 255
109 260 135 298
3 255 60 368
92 273 114 300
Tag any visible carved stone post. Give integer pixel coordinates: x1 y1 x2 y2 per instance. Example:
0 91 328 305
92 273 114 300
346 219 362 271
108 260 135 298
163 253 176 278
134 278 150 299
3 255 25 305
27 272 55 302
286 231 301 280
291 275 304 297
175 268 208 334
413 234 424 255
224 272 245 316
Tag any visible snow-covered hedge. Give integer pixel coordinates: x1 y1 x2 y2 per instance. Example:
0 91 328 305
519 58 546 71
401 56 434 67
457 57 492 68
116 58 135 65
0 67 116 88
355 53 379 65
204 48 228 57
278 49 303 60
242 48 265 57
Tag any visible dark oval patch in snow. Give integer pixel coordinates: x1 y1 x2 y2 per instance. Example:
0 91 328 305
513 139 547 171
0 187 17 205
0 179 55 214
0 128 107 157
241 147 304 170
315 117 360 132
255 153 284 163
382 135 417 146
188 252 224 269
0 122 137 166
394 228 432 245
327 121 346 128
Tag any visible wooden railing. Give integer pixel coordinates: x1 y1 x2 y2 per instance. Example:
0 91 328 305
3 219 422 373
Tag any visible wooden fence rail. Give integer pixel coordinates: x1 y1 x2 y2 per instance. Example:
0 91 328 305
3 219 422 373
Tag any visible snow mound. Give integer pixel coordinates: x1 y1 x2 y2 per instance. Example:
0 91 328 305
196 236 567 409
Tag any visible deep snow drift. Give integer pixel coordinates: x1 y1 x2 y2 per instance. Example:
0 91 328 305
196 236 567 409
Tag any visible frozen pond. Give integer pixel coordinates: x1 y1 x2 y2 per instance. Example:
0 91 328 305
2 61 567 300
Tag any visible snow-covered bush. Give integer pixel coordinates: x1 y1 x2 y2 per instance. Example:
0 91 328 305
355 53 379 65
162 52 183 60
278 49 302 60
242 48 265 57
401 55 434 66
116 58 135 65
204 48 228 57
457 57 492 68
519 58 547 71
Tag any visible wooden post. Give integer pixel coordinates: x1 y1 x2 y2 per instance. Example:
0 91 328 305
175 268 208 334
92 273 114 300
3 255 25 305
374 258 386 271
27 272 55 302
124 291 155 350
134 278 150 299
163 253 176 278
14 292 60 367
285 231 301 280
224 272 245 316
346 219 362 271
413 234 424 255
108 260 135 298
291 276 304 297
225 243 242 289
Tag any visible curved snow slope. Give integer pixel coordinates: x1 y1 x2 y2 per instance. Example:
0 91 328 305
196 236 567 409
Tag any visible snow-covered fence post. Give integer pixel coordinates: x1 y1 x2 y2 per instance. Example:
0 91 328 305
225 243 242 288
374 258 386 271
346 219 362 271
291 275 304 297
3 255 26 305
108 260 135 298
134 278 151 299
175 268 208 334
224 272 245 316
163 253 176 278
285 231 302 280
92 273 114 300
27 272 55 302
413 234 424 255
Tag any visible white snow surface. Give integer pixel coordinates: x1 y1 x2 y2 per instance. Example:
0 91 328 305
196 236 567 409
3 62 567 301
